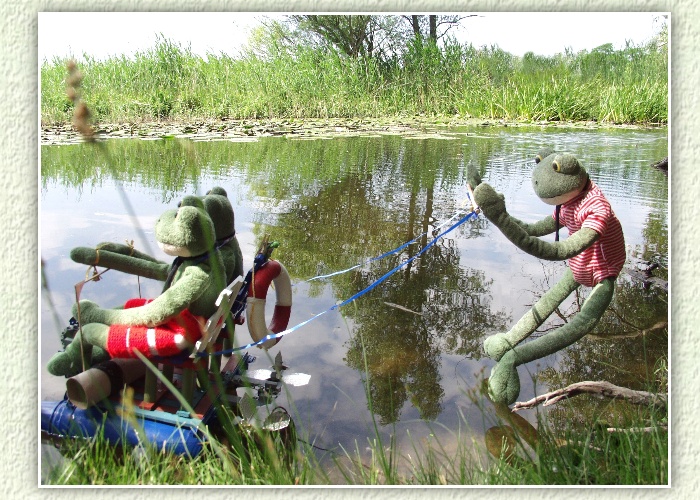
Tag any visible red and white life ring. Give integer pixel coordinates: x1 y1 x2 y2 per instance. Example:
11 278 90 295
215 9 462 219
246 259 292 350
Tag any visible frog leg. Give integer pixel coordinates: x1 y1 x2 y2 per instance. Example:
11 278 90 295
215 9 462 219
46 324 110 377
488 277 615 406
484 268 580 361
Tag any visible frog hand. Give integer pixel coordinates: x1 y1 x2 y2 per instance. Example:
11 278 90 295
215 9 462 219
467 164 483 190
473 182 508 223
71 299 105 325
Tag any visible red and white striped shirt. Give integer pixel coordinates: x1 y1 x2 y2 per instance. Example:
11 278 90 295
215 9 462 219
557 181 626 287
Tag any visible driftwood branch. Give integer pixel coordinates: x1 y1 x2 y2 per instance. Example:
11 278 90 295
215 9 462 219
606 425 668 433
512 381 667 412
586 320 668 340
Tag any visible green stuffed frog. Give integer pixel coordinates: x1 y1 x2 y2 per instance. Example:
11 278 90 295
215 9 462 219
201 187 244 283
469 150 626 405
68 187 242 287
47 196 226 377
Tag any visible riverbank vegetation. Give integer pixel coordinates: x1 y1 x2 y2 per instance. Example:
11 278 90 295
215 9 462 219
40 15 668 127
44 381 667 485
40 14 668 486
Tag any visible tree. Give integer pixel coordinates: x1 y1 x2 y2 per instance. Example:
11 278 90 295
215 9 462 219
402 15 474 43
290 15 375 58
284 14 474 61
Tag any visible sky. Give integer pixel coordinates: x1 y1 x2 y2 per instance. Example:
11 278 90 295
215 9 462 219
38 11 667 63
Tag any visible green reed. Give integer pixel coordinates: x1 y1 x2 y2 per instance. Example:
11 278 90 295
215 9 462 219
41 35 667 126
44 372 667 486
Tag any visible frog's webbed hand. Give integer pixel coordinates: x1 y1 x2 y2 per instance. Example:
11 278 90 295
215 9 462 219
467 164 483 190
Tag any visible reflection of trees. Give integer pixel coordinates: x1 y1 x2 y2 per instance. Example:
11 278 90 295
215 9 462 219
42 130 668 428
640 209 668 275
342 238 507 424
252 137 508 424
41 138 201 202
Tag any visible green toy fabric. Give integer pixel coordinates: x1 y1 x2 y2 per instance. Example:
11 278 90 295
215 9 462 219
70 243 171 281
69 186 242 287
48 197 225 377
487 277 614 405
202 187 244 284
470 151 622 405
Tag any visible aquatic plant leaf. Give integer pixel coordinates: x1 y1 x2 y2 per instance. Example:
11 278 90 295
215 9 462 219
239 392 257 422
262 407 291 432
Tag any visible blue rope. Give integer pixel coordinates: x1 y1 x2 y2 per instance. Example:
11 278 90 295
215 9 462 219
303 208 470 283
201 209 478 356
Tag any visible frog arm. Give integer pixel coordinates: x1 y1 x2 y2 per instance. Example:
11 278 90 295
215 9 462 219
76 265 210 327
512 215 558 237
496 218 598 261
95 242 165 263
474 182 598 261
70 246 170 281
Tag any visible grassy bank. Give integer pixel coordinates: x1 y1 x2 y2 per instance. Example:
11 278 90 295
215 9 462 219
41 36 668 126
44 392 667 485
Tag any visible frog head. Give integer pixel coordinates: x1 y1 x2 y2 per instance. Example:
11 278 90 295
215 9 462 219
202 187 234 241
534 148 555 164
531 152 589 206
155 196 216 257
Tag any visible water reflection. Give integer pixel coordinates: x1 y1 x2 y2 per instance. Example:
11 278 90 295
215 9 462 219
40 126 668 463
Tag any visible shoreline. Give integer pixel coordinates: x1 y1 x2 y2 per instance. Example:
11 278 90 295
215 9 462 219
40 116 668 145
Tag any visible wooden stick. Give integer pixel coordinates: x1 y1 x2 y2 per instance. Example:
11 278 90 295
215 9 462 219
512 381 667 412
466 183 480 214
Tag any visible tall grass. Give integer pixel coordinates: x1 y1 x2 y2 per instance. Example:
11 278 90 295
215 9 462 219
44 382 667 485
41 40 668 484
479 406 668 485
40 35 667 126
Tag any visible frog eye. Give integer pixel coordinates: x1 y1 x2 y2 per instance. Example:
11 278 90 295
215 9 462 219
552 160 561 172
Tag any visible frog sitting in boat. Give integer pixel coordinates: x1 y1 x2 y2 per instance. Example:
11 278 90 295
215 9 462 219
469 150 626 405
47 196 226 377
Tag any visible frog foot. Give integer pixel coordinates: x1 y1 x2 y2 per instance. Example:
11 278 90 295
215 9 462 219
483 333 514 361
487 359 521 406
47 350 84 378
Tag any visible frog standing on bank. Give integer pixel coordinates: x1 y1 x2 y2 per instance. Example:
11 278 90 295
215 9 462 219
469 150 626 405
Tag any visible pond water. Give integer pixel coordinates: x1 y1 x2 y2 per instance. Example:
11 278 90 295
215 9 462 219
40 125 668 473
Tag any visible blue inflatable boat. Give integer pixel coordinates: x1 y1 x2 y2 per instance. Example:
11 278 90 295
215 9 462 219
41 353 255 457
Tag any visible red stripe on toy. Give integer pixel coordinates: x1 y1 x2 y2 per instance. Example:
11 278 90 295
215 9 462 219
123 298 153 309
250 260 281 299
105 308 204 359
